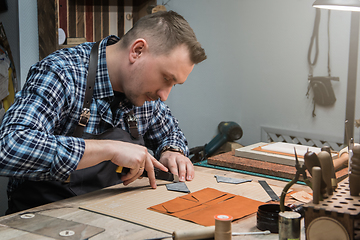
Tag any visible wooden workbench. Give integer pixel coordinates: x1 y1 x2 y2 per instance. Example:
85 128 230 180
0 166 310 240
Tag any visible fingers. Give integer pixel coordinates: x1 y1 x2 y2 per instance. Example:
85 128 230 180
122 164 145 186
185 160 195 181
160 151 194 182
177 158 194 182
122 153 168 189
152 156 168 172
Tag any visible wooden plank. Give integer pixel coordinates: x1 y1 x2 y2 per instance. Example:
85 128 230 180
94 2 102 41
58 0 68 36
37 0 57 60
85 0 93 42
66 37 86 45
117 0 125 37
108 0 118 36
68 0 76 38
76 0 85 38
102 0 109 38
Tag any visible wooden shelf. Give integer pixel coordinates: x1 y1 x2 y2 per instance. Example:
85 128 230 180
37 0 156 60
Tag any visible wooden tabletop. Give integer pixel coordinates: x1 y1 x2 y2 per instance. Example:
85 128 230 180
0 166 310 240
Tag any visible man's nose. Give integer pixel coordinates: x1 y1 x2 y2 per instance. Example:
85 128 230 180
157 86 172 102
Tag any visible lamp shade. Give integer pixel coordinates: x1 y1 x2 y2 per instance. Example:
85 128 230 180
313 0 360 11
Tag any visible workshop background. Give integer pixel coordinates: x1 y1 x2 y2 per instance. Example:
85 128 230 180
0 0 357 216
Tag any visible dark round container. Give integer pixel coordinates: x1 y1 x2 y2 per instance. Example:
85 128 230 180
256 204 291 233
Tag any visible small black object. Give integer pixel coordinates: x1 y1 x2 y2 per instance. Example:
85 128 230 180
257 204 291 233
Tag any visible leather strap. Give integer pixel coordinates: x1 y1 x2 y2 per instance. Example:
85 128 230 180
126 109 140 140
73 41 100 137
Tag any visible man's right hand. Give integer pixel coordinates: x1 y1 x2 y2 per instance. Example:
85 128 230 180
78 140 168 188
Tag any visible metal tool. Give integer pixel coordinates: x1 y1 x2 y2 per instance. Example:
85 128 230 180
144 230 271 240
259 180 280 201
280 148 312 212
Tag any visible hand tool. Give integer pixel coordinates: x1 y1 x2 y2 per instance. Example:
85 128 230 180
312 166 322 204
321 146 337 190
317 151 333 195
144 228 271 240
280 148 312 212
259 180 280 201
304 149 327 194
116 166 179 182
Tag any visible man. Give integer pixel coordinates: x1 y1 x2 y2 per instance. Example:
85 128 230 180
0 10 206 214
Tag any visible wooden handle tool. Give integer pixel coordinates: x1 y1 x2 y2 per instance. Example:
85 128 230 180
172 226 215 240
321 146 337 190
312 166 322 204
318 151 333 195
304 150 327 194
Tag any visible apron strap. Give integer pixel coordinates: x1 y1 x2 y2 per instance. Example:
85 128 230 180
73 41 100 137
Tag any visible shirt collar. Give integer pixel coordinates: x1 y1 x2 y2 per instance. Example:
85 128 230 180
93 35 121 100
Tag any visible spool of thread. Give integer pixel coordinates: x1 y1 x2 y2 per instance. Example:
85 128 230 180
172 226 215 240
278 211 301 240
214 214 232 240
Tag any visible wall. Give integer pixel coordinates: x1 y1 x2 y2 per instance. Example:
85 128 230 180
0 0 358 216
161 0 355 150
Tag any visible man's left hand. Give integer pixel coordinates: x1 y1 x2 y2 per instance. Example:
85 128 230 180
159 151 194 182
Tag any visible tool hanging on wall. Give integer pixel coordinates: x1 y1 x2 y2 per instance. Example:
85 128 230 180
306 8 339 117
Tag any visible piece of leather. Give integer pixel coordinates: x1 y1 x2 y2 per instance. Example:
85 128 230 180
166 182 190 193
148 188 264 226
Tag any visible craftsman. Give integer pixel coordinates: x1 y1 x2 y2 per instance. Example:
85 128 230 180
0 10 207 214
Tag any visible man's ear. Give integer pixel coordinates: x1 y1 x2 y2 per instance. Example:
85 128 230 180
129 39 147 63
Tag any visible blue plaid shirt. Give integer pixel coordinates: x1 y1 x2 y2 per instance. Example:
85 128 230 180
0 35 189 192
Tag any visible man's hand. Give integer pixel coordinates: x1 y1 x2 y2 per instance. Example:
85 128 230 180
159 151 194 182
79 140 168 189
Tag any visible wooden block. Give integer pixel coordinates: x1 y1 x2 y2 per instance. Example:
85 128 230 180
208 150 348 182
66 37 87 45
304 178 359 240
208 150 297 180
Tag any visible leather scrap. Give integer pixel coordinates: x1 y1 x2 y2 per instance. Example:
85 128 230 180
215 175 252 184
166 182 190 193
148 187 264 226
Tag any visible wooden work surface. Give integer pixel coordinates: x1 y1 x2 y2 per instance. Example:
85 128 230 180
208 150 348 182
0 166 310 240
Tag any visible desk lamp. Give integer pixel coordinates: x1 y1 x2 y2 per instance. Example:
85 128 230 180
313 0 360 145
